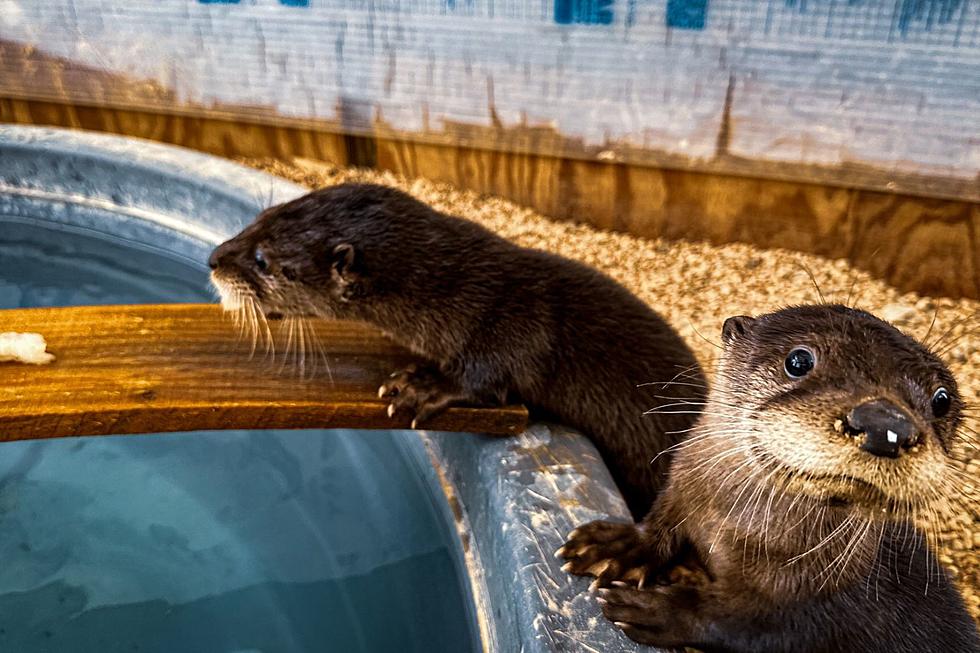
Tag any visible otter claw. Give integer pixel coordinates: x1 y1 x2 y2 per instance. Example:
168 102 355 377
586 560 611 577
387 404 396 418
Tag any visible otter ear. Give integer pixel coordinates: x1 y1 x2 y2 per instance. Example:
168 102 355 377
330 243 358 280
722 315 756 344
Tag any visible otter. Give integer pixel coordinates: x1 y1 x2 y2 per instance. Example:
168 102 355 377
207 182 705 517
559 304 980 652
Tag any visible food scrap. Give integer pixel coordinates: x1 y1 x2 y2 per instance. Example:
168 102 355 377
0 332 55 365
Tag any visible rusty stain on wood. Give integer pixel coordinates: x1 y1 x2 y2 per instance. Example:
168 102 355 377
0 304 528 441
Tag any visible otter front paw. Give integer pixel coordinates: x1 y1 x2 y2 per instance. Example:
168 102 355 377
378 364 466 428
598 582 699 649
556 520 655 590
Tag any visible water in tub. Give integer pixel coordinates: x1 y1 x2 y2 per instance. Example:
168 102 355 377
0 220 478 652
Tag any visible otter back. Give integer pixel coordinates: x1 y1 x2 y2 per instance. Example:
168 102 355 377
208 182 706 517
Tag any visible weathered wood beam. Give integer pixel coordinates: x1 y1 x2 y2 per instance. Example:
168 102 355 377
0 304 528 441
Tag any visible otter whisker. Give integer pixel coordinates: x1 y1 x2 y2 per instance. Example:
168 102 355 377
256 306 276 360
648 397 747 413
866 519 888 601
680 445 746 479
687 319 724 351
643 409 736 418
823 518 873 589
305 320 334 384
760 477 781 562
279 317 297 374
787 512 855 565
843 269 862 309
736 467 781 570
245 296 260 358
920 308 940 346
681 440 760 481
708 458 772 554
662 361 716 388
928 313 980 356
296 315 307 379
648 427 742 465
713 465 768 550
794 260 827 304
636 380 709 390
233 296 251 345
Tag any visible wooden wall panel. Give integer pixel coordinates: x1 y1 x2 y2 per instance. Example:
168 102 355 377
372 133 979 299
0 97 351 164
2 99 978 300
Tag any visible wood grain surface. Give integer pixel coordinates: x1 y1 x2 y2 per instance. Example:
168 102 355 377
0 304 528 441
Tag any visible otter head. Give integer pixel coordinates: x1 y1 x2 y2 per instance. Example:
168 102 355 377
209 183 414 320
716 304 962 520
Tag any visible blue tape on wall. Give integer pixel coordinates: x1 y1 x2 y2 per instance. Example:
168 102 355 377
554 0 614 25
198 0 309 4
785 0 966 34
666 0 709 29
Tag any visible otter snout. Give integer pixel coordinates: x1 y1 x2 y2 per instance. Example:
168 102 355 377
844 399 917 459
208 242 235 270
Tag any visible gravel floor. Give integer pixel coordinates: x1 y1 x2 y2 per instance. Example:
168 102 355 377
243 157 980 620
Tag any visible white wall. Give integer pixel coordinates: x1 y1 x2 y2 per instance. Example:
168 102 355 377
1 0 977 180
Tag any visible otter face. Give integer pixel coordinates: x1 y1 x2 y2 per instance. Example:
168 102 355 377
208 187 380 320
716 304 962 519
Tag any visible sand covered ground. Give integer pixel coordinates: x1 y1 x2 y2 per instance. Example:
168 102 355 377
243 157 980 620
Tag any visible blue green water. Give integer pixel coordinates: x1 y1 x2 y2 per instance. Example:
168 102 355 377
0 220 479 652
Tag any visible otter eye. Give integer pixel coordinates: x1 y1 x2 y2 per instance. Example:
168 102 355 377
254 249 269 272
784 347 815 379
931 387 951 418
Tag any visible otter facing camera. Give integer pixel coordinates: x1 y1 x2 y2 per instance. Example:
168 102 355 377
844 399 917 458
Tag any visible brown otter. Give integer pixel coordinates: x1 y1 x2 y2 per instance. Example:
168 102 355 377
207 182 705 517
559 304 980 652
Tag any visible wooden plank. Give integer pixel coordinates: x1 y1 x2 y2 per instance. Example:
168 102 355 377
0 304 528 441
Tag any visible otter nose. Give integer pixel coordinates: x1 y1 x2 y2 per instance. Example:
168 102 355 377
208 243 233 270
845 399 917 459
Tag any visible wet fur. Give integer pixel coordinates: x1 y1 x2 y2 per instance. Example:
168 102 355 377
560 305 980 652
209 182 705 517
